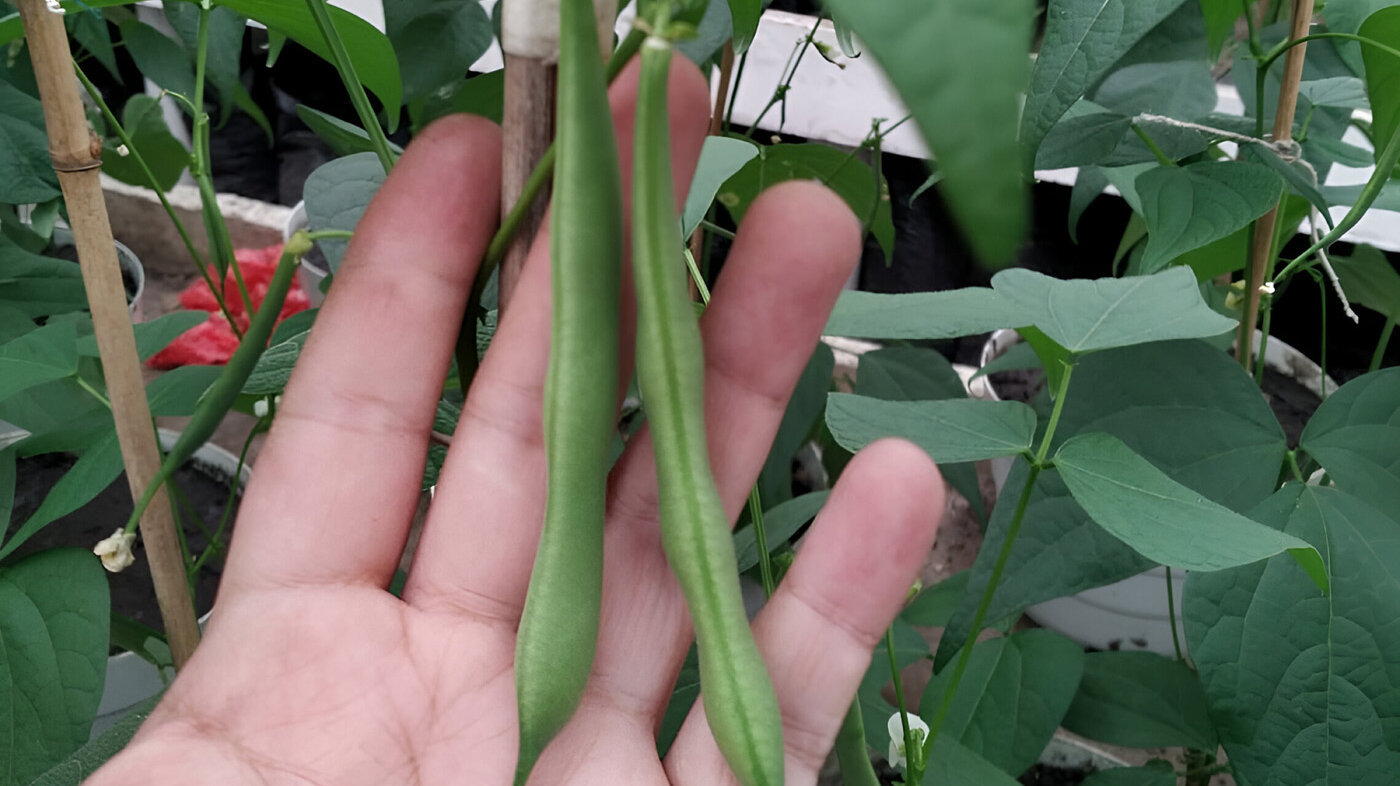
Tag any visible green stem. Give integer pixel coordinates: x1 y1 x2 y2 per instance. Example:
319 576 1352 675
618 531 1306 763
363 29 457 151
1254 299 1273 383
1371 313 1395 372
1261 32 1400 74
886 628 917 776
723 49 749 133
833 701 881 786
1287 450 1305 483
76 375 111 409
748 487 775 597
303 0 396 173
699 219 735 240
1165 566 1184 662
922 363 1077 769
743 13 822 140
1242 0 1263 58
683 247 711 304
1132 123 1177 167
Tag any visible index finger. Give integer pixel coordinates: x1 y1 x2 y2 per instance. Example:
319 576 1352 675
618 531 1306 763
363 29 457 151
222 115 503 593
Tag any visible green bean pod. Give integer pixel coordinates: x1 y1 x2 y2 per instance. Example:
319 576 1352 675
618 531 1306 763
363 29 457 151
632 34 785 786
512 0 624 781
126 231 315 533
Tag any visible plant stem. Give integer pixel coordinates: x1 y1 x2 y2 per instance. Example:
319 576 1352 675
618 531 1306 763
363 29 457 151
700 219 736 240
886 628 916 777
743 13 822 140
1165 566 1185 662
748 486 776 597
724 49 749 133
1242 0 1263 57
1132 123 1177 167
303 0 396 173
1287 449 1305 482
1261 31 1400 73
1034 361 1074 464
76 375 111 408
1254 298 1274 383
1372 314 1396 372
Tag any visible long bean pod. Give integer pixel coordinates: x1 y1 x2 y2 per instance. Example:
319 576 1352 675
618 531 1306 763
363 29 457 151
632 29 784 786
124 231 316 534
511 0 624 781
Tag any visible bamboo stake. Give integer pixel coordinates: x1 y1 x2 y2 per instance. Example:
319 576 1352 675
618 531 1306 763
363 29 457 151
499 53 557 310
1240 0 1316 364
18 0 200 667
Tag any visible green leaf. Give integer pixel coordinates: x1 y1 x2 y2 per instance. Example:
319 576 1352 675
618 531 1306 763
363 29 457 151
99 95 190 192
725 0 760 54
0 549 109 785
296 105 405 159
1080 761 1177 786
1300 367 1400 513
834 14 860 57
1185 484 1400 785
1243 145 1332 230
415 70 504 129
0 80 61 204
1036 102 1133 170
76 311 205 362
918 731 1027 786
67 11 121 84
733 491 829 573
719 143 894 261
241 329 309 396
0 433 122 562
28 693 162 786
0 322 78 403
386 0 492 105
163 2 246 115
1330 245 1400 319
902 571 969 628
1093 60 1216 122
1068 167 1109 243
303 153 385 273
824 288 1023 340
823 0 1032 264
919 630 1084 775
990 266 1236 353
1197 0 1240 56
1297 76 1371 110
826 394 1038 464
0 12 22 47
855 346 985 520
758 343 832 505
216 0 402 121
1135 161 1282 273
118 20 195 103
1020 0 1188 161
147 365 222 417
1361 7 1400 162
683 136 760 236
1062 651 1217 751
676 0 732 66
1322 181 1400 213
1055 432 1326 589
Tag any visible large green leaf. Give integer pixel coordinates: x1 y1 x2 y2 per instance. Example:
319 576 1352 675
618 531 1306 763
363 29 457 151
1062 651 1217 751
0 237 85 319
415 71 504 129
725 0 760 54
1186 484 1400 785
854 346 984 519
1055 432 1326 588
990 266 1236 353
75 311 206 363
0 549 109 785
0 322 78 404
1361 7 1400 162
296 105 406 160
0 80 61 204
217 0 402 122
823 0 1032 265
303 153 385 273
1021 0 1187 160
0 433 122 561
1328 0 1397 74
100 95 190 192
1300 367 1400 513
147 365 222 417
387 0 492 105
826 394 1038 464
1136 161 1282 273
719 143 894 261
117 20 196 102
919 737 1023 786
919 629 1084 775
1330 245 1400 319
824 288 1022 340
683 137 760 237
758 343 832 506
733 491 829 573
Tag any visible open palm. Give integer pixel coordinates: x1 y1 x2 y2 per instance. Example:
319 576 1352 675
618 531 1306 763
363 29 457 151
89 58 942 786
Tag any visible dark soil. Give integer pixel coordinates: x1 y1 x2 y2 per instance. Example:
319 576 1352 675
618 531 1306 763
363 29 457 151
50 243 139 303
989 366 1046 405
1019 763 1092 785
1261 366 1322 449
7 452 241 637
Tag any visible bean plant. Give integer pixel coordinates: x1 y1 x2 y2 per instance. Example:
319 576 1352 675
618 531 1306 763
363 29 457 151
1 0 1399 785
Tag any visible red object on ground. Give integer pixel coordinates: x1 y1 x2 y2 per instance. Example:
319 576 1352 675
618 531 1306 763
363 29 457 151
147 244 310 369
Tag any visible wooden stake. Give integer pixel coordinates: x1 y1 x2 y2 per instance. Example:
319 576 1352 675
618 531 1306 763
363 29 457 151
18 0 200 667
1240 0 1316 362
499 55 557 311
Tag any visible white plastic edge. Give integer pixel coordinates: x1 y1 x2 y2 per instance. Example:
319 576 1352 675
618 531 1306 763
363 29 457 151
501 0 617 61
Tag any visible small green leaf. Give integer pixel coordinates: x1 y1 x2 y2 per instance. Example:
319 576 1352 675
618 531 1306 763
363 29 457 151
1300 367 1400 513
0 322 78 403
242 329 309 396
919 630 1085 775
386 0 492 105
725 0 760 54
824 288 1022 340
1055 433 1327 590
118 20 195 103
99 95 190 192
1136 161 1283 273
676 0 732 66
415 71 504 129
758 344 832 506
826 393 1037 464
296 105 405 159
0 433 123 562
303 153 385 273
147 365 222 417
1297 76 1370 110
1036 102 1133 170
1063 651 1217 751
990 266 1236 354
824 0 1032 264
1197 0 1240 56
1330 245 1400 319
1361 6 1400 156
76 311 205 362
733 491 829 573
682 137 759 236
0 80 62 204
0 237 87 320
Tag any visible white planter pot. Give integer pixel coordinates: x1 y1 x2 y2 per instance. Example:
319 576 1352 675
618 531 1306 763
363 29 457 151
50 227 146 320
90 429 250 738
971 327 1335 656
284 201 329 307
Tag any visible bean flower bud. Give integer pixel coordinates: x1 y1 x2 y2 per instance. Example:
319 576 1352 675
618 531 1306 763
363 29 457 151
45 0 66 13
93 529 136 573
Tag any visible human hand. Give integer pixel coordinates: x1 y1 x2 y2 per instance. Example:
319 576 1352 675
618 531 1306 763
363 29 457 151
88 57 943 786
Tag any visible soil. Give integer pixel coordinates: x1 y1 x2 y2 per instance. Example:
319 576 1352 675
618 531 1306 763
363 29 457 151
989 366 1046 405
1019 763 1092 785
7 452 242 638
1260 366 1321 449
50 243 139 304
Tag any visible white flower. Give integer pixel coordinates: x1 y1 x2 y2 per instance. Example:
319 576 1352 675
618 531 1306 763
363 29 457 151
93 529 136 573
1259 281 1277 295
253 397 270 418
116 144 130 157
886 710 930 770
45 0 65 14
